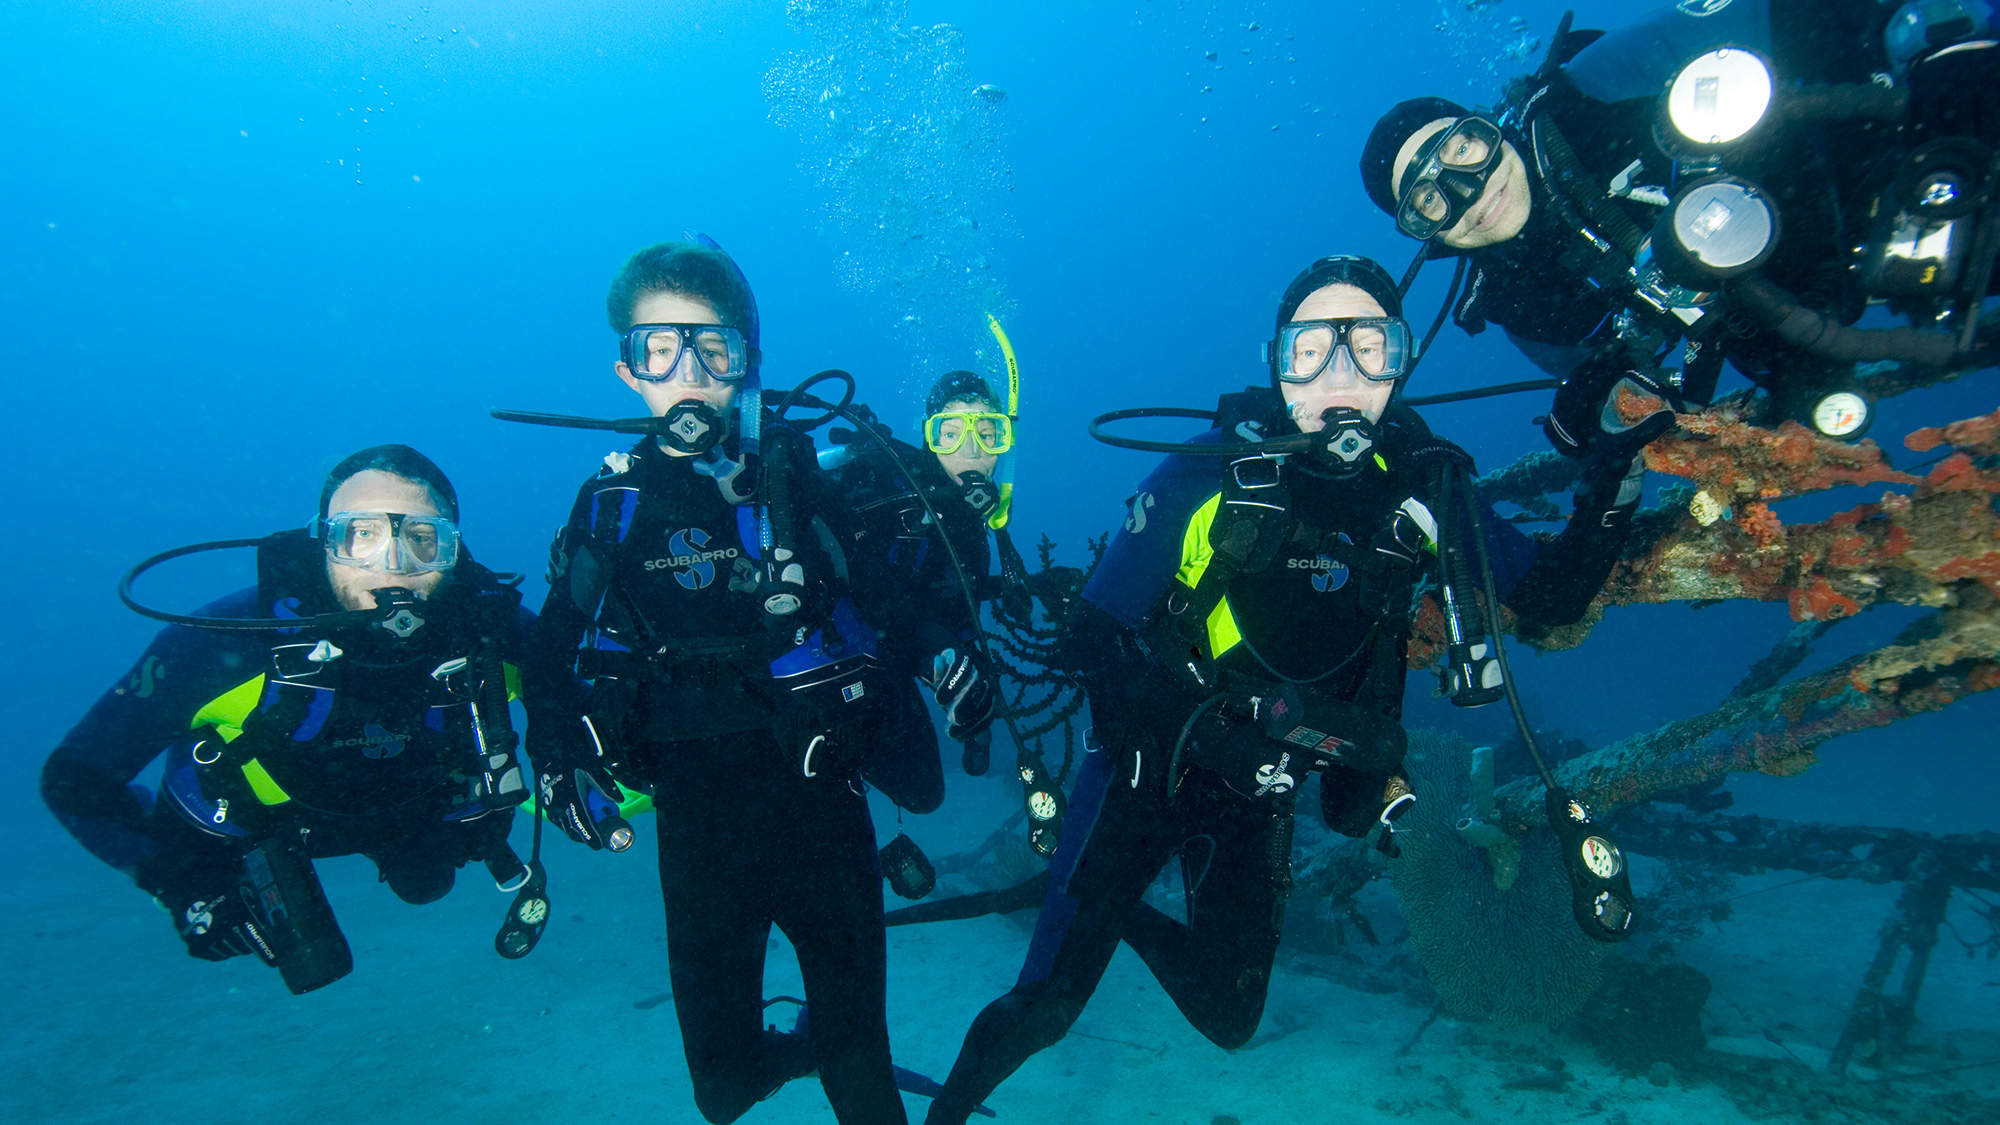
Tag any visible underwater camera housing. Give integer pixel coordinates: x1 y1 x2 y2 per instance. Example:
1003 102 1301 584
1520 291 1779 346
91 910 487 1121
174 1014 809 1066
1859 137 1996 301
240 832 353 994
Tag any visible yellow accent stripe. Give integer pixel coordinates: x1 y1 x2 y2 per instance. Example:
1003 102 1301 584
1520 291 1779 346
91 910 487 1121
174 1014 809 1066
1174 493 1225 589
190 674 267 744
240 759 293 805
524 784 655 821
1168 493 1244 657
1207 596 1242 657
503 662 522 702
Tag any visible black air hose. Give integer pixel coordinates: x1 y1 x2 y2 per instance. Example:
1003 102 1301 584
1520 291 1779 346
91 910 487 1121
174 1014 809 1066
1729 271 1964 367
1778 85 1909 125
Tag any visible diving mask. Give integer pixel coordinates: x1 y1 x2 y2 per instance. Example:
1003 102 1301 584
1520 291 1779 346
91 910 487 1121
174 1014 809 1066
321 511 460 575
1395 116 1504 240
1270 318 1414 383
620 323 753 383
924 411 1015 456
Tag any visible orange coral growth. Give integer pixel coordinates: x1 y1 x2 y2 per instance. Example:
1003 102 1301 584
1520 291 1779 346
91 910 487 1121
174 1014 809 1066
1906 406 2000 455
1934 552 2000 594
1789 579 1861 623
1646 406 1917 500
1827 532 1871 568
1969 664 2000 694
1924 452 2000 494
1612 382 1667 426
1741 502 1784 548
1408 594 1446 670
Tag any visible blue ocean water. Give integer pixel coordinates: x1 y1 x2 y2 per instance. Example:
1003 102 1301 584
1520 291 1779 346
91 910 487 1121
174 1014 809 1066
3 2 1996 1122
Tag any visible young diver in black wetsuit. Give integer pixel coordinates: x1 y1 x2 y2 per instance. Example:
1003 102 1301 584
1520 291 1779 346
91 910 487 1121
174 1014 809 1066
518 237 911 1125
1361 0 1999 440
822 367 1015 820
921 256 1663 1125
42 446 537 994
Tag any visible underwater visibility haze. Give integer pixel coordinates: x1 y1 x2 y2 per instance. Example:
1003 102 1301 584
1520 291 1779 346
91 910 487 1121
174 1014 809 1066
3 1 1998 1123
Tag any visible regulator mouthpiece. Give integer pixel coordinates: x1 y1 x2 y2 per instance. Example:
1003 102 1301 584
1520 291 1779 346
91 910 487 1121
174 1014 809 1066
660 400 725 455
1311 408 1380 478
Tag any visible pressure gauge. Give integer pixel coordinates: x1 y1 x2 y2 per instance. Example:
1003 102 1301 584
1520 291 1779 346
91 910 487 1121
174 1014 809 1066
1811 392 1871 439
1027 790 1060 821
1580 835 1624 880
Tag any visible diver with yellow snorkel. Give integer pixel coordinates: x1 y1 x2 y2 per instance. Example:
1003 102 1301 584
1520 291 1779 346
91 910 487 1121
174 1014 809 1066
820 315 1037 853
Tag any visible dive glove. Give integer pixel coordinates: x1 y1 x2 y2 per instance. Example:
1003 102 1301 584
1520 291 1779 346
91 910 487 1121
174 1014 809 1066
1544 347 1680 461
929 647 996 742
537 754 633 852
166 882 278 964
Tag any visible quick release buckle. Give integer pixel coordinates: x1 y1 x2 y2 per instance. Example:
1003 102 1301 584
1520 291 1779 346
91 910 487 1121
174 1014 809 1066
1230 455 1286 490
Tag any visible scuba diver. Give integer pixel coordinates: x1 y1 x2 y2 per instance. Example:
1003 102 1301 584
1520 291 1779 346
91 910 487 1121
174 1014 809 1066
920 255 1659 1125
516 237 912 1125
1360 0 1999 440
41 445 537 995
818 360 1022 815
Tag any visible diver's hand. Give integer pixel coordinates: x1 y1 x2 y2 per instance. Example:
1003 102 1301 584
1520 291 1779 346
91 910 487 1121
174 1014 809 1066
961 727 993 776
164 882 277 964
537 759 632 852
929 648 996 741
1545 349 1679 461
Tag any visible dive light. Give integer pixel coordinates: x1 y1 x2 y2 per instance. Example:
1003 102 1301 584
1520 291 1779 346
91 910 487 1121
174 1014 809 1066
1649 176 1781 285
1663 48 1774 150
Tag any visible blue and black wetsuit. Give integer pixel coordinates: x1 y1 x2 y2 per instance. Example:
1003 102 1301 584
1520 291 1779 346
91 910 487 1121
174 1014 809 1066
524 437 907 1125
923 397 1636 1124
828 432 999 813
41 532 534 912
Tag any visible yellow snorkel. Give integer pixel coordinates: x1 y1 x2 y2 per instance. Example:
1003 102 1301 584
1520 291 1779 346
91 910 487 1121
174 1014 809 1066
983 311 1020 531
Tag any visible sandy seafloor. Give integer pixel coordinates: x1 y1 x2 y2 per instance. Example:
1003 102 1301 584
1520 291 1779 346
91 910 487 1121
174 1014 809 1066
6 756 1997 1125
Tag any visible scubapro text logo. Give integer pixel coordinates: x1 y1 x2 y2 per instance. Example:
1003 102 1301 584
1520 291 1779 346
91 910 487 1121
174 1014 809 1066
646 528 740 590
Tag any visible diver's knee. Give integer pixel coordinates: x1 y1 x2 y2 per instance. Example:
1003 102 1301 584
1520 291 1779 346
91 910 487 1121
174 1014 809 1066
982 986 1083 1054
686 1074 756 1125
902 783 945 815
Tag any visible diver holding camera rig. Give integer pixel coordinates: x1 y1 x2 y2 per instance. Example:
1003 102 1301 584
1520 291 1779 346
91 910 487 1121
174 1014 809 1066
919 255 1651 1125
42 445 540 995
1363 0 2000 441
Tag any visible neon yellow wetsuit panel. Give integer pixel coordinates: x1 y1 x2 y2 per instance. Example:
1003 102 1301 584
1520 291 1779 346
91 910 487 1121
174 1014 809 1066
1169 493 1245 658
189 674 267 743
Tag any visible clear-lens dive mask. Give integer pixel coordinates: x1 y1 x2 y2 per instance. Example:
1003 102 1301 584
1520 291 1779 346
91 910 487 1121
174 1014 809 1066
321 511 460 574
1395 116 1504 240
1269 318 1415 383
923 411 1015 456
620 323 752 383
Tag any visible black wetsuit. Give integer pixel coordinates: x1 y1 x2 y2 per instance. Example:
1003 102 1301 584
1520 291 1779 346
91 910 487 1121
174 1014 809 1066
924 398 1635 1124
525 438 906 1125
1444 0 1906 390
829 432 999 813
41 534 532 917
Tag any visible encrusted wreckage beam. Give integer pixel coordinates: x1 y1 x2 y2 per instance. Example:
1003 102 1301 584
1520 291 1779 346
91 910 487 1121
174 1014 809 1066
1490 585 2000 831
1404 402 2000 828
1608 804 2000 894
1601 401 2000 621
